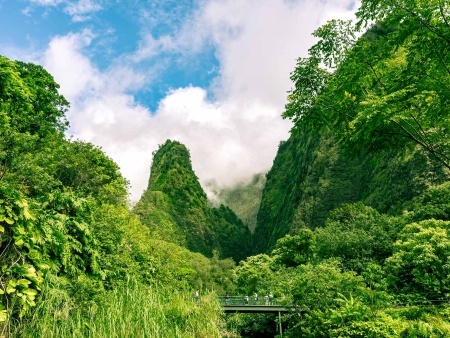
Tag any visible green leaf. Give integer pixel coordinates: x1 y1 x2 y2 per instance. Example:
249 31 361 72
6 286 16 294
15 199 25 208
23 208 34 220
17 279 31 288
14 237 24 247
16 226 26 235
22 288 38 297
23 266 38 279
0 309 7 322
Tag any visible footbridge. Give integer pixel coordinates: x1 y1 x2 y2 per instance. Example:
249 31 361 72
218 296 290 335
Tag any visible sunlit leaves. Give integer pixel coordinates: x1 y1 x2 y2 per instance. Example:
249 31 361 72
309 19 357 69
283 57 329 129
271 229 315 267
233 254 274 294
386 219 450 300
0 185 44 319
406 182 450 221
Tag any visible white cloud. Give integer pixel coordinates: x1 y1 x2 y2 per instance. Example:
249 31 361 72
65 0 102 22
43 29 99 101
37 0 359 201
26 0 102 21
28 0 64 5
198 0 360 108
65 0 101 15
153 87 291 189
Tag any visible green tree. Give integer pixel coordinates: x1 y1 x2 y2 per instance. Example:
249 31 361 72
387 219 450 301
326 295 397 338
277 261 368 337
284 1 450 169
406 182 450 222
0 58 69 193
53 141 128 202
271 229 315 267
314 203 403 272
283 57 330 129
233 254 274 295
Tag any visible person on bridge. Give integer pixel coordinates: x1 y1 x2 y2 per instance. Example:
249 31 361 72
244 295 249 304
264 293 269 305
253 292 258 303
269 292 274 305
225 292 230 304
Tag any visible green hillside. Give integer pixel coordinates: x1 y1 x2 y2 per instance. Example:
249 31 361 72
254 13 450 254
254 131 449 253
208 173 265 233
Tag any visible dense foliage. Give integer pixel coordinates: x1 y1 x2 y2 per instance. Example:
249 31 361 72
238 0 450 336
0 56 235 337
2 0 450 336
254 0 450 253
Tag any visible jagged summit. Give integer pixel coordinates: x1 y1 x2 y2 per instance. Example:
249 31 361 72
134 139 252 262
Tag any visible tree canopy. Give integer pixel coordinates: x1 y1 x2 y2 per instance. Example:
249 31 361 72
284 0 450 169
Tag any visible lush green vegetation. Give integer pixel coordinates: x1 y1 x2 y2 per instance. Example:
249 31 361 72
235 195 450 337
2 0 450 336
0 56 236 337
255 0 450 252
238 0 450 336
13 276 226 338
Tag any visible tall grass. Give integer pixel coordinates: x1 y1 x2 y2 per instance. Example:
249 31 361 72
10 276 231 338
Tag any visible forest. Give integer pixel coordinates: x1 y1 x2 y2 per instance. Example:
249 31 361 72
1 0 450 337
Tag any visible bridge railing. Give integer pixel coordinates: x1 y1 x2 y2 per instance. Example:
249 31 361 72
218 296 282 306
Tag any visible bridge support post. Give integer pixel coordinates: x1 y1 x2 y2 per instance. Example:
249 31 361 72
278 311 282 336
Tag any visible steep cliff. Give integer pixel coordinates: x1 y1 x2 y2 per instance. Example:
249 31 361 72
253 131 449 253
254 18 450 254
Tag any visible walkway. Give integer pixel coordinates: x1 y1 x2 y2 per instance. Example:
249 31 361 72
221 304 289 313
218 296 289 335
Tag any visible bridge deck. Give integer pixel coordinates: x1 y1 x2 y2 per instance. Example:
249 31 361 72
218 296 290 313
222 304 289 313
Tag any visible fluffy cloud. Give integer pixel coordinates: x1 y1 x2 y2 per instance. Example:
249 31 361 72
39 0 359 201
43 29 100 101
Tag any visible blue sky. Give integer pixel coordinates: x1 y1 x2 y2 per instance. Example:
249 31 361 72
0 0 358 201
0 0 218 110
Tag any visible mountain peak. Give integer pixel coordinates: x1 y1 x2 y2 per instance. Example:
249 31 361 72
135 139 252 262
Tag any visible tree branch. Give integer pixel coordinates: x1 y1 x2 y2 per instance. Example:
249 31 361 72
438 0 450 28
391 117 450 169
364 61 387 90
389 0 450 46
